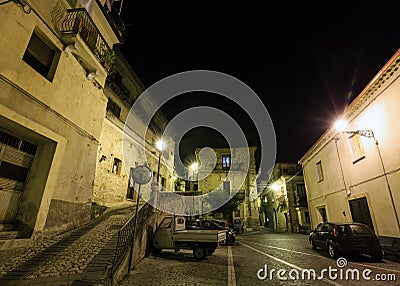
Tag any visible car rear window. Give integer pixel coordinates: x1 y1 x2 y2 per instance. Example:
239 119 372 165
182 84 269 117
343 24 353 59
338 224 373 234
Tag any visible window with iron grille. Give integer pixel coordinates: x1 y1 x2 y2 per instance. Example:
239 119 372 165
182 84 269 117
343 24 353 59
0 131 37 155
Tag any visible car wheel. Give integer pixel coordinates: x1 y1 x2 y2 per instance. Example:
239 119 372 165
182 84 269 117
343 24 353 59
328 243 338 258
193 246 206 259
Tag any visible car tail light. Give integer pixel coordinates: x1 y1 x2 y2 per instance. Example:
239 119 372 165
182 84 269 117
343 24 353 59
333 225 338 237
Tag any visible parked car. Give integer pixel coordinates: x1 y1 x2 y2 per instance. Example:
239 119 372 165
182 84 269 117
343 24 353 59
212 219 228 229
186 219 236 245
309 222 384 261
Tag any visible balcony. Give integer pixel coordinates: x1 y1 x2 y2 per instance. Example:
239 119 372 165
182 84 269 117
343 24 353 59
60 8 114 81
101 2 126 42
212 163 246 172
106 73 130 101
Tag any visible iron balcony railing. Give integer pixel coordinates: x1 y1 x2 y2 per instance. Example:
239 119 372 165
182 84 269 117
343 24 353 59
61 8 112 71
106 73 130 100
204 163 247 172
102 2 126 41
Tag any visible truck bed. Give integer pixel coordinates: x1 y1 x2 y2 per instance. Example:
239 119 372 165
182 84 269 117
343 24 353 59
173 229 226 243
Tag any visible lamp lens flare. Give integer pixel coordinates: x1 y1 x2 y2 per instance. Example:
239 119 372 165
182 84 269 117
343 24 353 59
156 140 164 151
190 162 199 171
334 119 348 132
270 182 281 191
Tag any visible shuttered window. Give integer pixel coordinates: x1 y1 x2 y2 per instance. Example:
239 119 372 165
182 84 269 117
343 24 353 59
23 32 57 80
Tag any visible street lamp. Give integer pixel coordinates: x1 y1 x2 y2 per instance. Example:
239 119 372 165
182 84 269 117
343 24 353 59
269 182 281 192
334 119 400 230
190 162 199 172
156 139 164 183
189 162 199 191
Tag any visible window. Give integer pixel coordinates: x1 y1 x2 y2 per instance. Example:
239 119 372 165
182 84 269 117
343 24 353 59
222 155 231 169
23 32 58 80
0 130 37 155
349 133 366 163
106 98 121 119
316 161 324 182
114 71 122 87
297 184 306 196
112 158 122 175
296 184 307 205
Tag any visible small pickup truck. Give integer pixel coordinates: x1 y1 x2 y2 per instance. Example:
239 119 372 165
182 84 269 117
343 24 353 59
152 215 226 259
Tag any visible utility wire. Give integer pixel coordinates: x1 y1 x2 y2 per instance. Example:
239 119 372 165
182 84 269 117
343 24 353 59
0 0 12 5
285 168 302 183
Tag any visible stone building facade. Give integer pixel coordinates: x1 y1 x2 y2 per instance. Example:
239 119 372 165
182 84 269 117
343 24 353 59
195 147 260 231
260 163 309 233
299 49 400 239
93 47 175 207
0 0 124 243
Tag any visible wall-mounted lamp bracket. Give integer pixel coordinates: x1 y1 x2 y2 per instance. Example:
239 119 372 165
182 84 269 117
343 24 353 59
343 129 374 138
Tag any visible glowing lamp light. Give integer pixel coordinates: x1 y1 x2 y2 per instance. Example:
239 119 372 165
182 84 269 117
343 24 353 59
334 119 348 132
270 182 281 191
190 162 199 171
156 140 164 151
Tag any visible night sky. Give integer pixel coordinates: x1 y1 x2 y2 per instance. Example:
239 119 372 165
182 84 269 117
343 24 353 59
118 2 400 169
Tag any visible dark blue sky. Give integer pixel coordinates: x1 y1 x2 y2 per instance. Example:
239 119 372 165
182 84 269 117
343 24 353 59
118 1 400 166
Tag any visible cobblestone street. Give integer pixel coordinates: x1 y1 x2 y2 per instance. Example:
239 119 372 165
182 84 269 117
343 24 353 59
0 203 136 285
120 247 229 286
2 219 400 286
119 230 400 286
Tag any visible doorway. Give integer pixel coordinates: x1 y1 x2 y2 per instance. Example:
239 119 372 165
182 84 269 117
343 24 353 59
0 130 37 224
349 197 374 230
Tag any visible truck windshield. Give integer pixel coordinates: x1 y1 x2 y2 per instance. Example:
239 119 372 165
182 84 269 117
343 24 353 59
159 217 172 228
